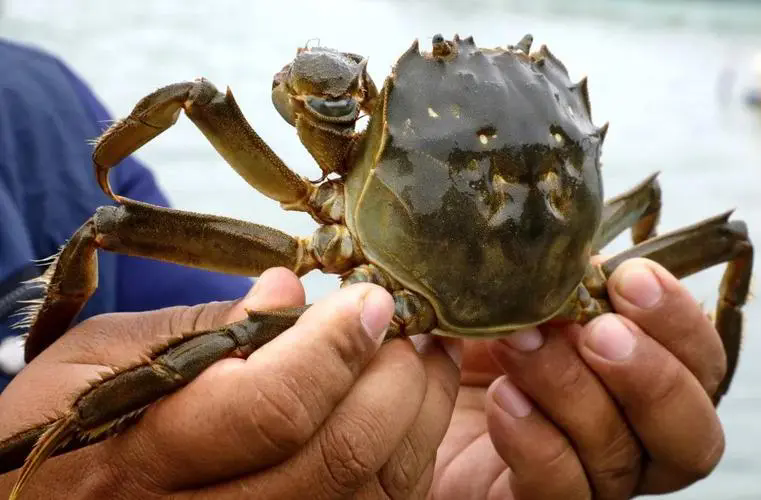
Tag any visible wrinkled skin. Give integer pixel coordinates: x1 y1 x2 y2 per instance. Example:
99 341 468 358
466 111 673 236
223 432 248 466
0 259 730 499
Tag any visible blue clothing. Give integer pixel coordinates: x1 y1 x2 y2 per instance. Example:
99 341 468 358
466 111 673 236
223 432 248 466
0 39 252 389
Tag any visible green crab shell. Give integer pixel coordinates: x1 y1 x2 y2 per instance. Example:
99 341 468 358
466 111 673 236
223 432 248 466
345 35 606 335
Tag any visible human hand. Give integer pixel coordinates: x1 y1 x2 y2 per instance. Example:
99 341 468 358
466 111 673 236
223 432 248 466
431 257 726 499
0 267 463 499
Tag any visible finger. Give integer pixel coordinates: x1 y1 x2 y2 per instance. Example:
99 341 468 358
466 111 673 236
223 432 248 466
220 267 306 322
433 432 508 500
605 258 726 395
430 387 508 500
377 336 463 499
0 268 302 443
200 339 428 499
353 477 392 499
106 280 395 492
39 267 302 367
461 339 503 386
485 375 590 500
408 456 436 500
577 313 725 493
352 457 434 500
488 327 642 498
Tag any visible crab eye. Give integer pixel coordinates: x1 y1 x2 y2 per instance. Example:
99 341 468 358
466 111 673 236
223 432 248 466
305 96 358 121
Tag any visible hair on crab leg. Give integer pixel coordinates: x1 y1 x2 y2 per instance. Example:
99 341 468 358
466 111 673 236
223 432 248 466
20 198 320 362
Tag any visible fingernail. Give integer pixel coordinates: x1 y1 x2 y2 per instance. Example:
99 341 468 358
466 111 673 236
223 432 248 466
493 376 532 418
360 288 394 343
586 315 636 361
501 327 544 352
615 265 663 309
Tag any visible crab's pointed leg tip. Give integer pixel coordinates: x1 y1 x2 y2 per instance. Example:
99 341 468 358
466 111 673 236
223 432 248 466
453 33 461 43
10 415 77 500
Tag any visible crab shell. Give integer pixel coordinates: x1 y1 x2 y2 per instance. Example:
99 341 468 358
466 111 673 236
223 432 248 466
345 35 606 335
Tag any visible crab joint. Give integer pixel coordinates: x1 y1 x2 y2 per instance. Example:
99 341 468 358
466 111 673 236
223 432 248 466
307 180 345 224
303 224 363 274
392 290 436 336
341 264 398 289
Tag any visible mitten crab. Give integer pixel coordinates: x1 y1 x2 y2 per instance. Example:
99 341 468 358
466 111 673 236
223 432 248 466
1 33 753 498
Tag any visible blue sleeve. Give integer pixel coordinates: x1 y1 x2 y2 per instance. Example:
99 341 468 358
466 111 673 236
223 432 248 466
0 39 252 389
0 182 36 352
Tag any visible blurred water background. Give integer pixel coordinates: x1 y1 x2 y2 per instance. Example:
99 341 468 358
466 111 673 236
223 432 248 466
2 0 761 497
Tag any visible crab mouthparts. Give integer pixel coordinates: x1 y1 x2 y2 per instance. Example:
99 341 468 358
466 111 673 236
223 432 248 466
272 63 291 90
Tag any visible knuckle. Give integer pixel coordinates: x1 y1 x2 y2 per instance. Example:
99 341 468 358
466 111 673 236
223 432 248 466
411 458 436 500
97 446 169 500
536 441 591 499
642 359 683 408
379 435 427 499
540 437 578 473
318 411 385 496
588 429 642 494
378 350 454 498
167 299 234 336
236 376 314 458
701 347 727 396
166 302 208 335
553 357 586 394
684 432 725 480
317 302 376 377
327 326 373 376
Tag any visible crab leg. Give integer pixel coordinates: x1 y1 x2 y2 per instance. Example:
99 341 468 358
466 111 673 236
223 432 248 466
93 79 315 211
593 172 662 252
596 211 752 404
342 264 438 337
0 307 307 498
21 198 318 362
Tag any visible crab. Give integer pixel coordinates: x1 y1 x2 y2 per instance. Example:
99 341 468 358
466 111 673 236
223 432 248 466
0 33 753 499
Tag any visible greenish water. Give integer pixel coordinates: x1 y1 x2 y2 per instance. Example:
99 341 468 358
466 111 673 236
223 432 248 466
2 0 761 497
